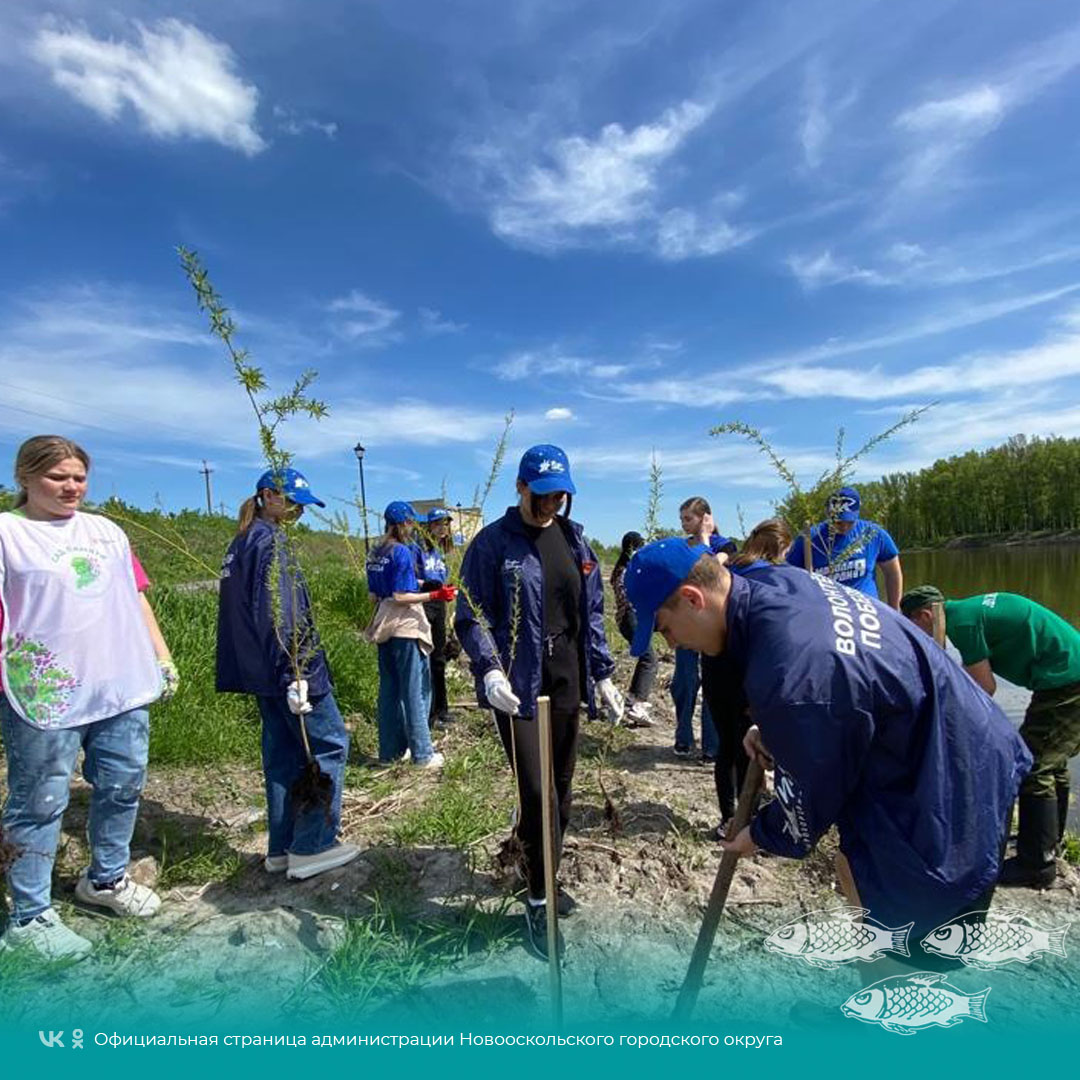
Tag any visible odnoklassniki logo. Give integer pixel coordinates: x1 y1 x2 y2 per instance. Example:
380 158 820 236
39 1029 83 1048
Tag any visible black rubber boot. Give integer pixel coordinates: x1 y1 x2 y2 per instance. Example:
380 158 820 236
1057 780 1071 848
1000 794 1058 888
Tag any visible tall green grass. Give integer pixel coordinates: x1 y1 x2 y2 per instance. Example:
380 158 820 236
148 565 378 766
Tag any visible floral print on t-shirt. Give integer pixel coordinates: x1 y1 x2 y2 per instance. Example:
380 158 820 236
3 632 80 727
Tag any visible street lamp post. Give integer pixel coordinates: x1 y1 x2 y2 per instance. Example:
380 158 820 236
353 443 370 553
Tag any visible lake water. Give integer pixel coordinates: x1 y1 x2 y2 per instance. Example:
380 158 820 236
899 544 1080 825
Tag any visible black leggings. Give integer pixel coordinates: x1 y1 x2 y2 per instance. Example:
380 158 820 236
495 708 579 898
701 653 750 820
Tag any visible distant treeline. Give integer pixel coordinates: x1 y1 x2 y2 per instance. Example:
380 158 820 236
845 434 1080 547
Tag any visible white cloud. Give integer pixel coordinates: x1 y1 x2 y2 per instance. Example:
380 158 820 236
787 250 891 289
326 290 401 345
493 346 624 382
0 282 508 456
605 283 1080 409
29 18 265 155
544 407 573 421
884 29 1080 204
312 399 505 451
602 376 748 409
790 238 1080 292
799 59 829 169
476 99 711 250
590 363 629 379
896 85 1005 133
761 282 1080 369
418 307 467 335
656 208 751 261
759 304 1080 401
272 105 337 139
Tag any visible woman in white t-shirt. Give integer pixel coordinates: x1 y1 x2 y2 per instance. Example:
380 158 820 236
0 435 177 961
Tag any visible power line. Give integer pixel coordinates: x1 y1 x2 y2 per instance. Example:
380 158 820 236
0 376 205 442
0 399 126 438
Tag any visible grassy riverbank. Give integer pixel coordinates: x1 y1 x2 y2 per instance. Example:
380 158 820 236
904 527 1080 552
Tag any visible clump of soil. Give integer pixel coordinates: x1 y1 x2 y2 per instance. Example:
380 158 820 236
291 760 334 819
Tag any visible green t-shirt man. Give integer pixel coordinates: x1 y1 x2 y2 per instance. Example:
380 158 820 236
944 592 1080 691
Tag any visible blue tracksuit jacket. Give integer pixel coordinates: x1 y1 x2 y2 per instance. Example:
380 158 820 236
216 518 331 697
724 568 1031 932
454 507 615 718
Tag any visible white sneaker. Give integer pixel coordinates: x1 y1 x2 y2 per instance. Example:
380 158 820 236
264 854 289 873
75 872 162 917
0 908 92 961
626 700 656 728
286 843 360 881
415 751 445 769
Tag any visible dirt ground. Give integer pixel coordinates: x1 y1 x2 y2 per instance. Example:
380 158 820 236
3 649 1080 1033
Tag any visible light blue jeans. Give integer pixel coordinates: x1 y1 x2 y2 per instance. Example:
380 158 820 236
1 696 149 922
376 638 434 763
255 691 349 857
671 647 719 756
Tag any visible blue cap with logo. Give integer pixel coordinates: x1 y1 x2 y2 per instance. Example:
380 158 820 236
384 500 418 525
255 467 325 507
624 538 706 656
426 507 453 523
827 486 861 522
517 443 577 495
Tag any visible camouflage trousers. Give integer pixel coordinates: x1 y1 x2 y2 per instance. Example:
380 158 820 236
1019 680 1080 799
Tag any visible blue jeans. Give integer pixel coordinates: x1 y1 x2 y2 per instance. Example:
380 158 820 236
376 638 434 763
255 692 349 857
1 696 149 921
671 647 718 756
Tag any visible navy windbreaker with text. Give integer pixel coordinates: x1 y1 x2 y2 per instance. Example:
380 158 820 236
724 569 1031 932
216 518 331 697
454 507 615 718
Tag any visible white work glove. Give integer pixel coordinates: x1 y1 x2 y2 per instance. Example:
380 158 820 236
596 678 624 724
483 669 521 716
286 679 313 716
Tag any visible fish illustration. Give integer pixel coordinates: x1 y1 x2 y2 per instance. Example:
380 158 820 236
764 907 912 968
841 972 990 1036
921 909 1071 970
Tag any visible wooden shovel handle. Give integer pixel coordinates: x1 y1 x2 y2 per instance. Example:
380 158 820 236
672 758 765 1021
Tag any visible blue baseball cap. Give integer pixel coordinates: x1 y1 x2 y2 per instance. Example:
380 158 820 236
384 500 417 525
517 443 577 495
827 486 860 522
426 507 452 522
624 538 705 656
255 467 325 507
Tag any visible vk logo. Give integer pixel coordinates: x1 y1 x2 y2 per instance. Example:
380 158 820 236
39 1030 64 1048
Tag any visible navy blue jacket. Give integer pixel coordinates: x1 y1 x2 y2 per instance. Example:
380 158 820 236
454 507 615 718
724 569 1031 933
216 518 331 697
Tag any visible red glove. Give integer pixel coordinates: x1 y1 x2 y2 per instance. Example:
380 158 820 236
431 585 458 602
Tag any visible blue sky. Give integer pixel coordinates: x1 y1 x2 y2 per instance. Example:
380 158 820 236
3 0 1080 543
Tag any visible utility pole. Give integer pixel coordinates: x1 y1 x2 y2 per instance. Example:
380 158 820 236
199 460 214 515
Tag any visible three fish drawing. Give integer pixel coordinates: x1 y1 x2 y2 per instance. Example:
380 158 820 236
767 906 1073 1035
